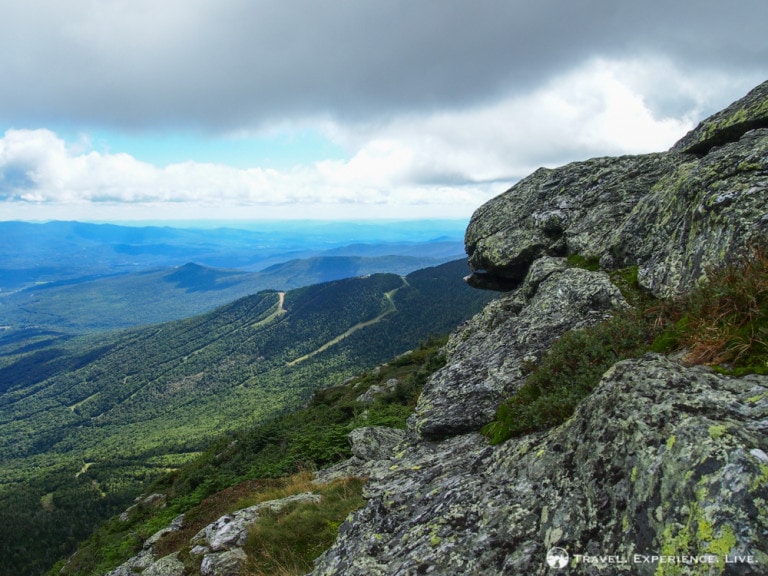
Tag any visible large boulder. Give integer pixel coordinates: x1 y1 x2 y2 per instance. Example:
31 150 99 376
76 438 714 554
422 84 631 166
465 82 768 298
190 492 322 554
464 153 679 290
408 259 627 440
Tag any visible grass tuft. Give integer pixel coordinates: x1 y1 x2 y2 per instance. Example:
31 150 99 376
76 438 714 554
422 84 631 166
484 245 768 444
656 245 768 373
245 477 366 576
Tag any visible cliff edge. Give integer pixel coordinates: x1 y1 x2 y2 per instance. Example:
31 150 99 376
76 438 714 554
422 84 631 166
310 81 768 575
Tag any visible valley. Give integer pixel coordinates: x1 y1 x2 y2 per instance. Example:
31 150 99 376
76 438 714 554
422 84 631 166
0 252 495 575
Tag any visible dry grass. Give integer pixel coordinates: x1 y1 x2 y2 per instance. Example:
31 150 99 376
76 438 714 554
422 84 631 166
230 467 317 511
673 245 768 371
151 469 365 576
244 476 366 576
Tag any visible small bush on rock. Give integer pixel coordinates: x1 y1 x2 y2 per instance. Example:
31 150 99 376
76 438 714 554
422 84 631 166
484 245 768 443
483 310 653 443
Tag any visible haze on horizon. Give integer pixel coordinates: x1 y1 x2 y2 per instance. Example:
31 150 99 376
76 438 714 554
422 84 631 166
1 1 767 223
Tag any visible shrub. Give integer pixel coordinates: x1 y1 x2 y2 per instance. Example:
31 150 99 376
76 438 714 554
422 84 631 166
483 245 768 444
245 477 366 576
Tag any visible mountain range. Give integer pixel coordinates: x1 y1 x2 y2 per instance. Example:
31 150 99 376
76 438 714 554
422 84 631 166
39 79 768 576
0 219 466 337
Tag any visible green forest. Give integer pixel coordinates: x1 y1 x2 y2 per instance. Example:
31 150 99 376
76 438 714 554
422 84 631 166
0 259 495 575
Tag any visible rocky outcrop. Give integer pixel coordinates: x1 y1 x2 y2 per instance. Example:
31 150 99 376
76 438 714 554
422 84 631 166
107 493 320 576
309 82 768 574
672 80 768 155
465 81 768 298
464 153 680 291
313 356 768 575
408 260 627 440
613 128 768 297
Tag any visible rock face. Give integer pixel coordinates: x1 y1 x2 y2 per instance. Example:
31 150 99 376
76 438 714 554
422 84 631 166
465 80 768 298
464 153 680 291
408 260 627 440
309 82 768 574
614 128 768 297
313 357 768 575
672 80 768 155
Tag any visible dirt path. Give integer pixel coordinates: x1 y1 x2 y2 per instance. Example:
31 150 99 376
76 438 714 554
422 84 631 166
286 280 405 367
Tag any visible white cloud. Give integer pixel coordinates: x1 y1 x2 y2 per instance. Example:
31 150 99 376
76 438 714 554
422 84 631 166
0 57 761 221
323 58 710 184
0 128 493 219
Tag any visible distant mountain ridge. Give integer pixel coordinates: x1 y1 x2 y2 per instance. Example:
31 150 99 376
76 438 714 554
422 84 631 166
0 219 468 290
0 253 458 337
0 219 466 338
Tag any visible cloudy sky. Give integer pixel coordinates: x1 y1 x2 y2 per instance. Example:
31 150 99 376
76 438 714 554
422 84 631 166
1 0 767 222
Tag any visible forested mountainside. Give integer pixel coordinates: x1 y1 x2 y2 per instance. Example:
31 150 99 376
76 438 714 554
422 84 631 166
0 259 495 575
68 80 768 576
0 254 457 334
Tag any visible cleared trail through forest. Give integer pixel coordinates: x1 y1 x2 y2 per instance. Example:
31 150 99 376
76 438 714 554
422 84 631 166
251 291 286 328
286 278 407 367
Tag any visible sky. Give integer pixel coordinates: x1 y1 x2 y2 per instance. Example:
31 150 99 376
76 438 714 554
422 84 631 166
0 1 767 223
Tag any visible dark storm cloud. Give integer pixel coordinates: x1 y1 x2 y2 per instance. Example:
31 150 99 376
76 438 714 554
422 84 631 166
0 0 766 131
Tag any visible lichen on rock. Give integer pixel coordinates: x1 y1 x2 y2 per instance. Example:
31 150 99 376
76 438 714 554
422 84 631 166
408 262 627 440
309 80 768 575
312 356 768 575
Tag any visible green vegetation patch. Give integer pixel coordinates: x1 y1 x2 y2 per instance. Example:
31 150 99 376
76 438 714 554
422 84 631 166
484 245 768 444
482 309 654 443
245 477 366 576
54 337 447 575
566 253 601 272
